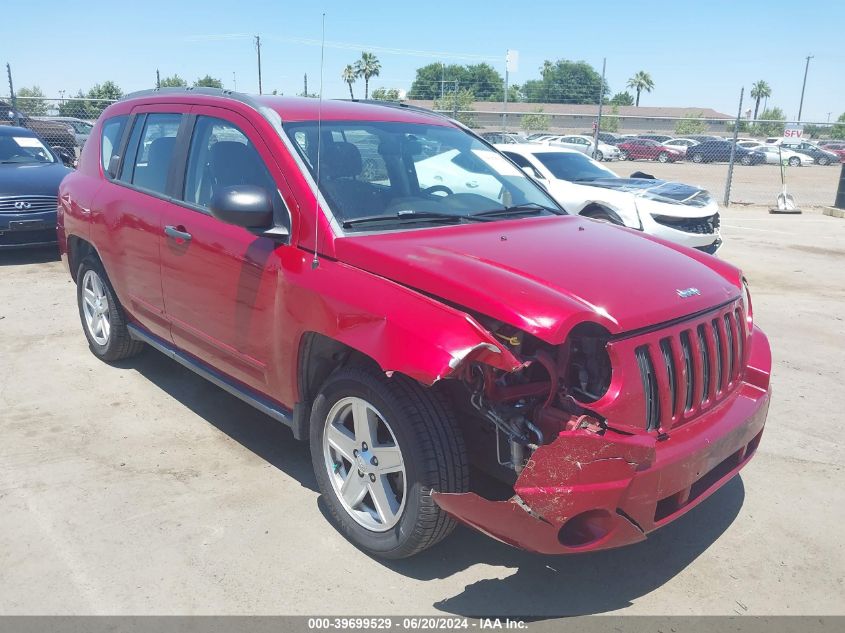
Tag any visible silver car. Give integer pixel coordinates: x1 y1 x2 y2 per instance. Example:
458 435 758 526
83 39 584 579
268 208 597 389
543 134 621 161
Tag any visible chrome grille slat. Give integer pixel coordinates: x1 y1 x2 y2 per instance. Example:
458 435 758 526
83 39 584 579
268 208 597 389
0 195 58 214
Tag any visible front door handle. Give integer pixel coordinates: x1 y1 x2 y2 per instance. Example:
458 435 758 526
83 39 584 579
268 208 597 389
164 225 192 242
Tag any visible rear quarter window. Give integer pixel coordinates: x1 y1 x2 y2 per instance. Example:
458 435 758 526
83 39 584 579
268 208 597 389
100 115 128 177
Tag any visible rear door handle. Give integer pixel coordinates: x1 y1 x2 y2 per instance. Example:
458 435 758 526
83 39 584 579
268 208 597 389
164 225 192 242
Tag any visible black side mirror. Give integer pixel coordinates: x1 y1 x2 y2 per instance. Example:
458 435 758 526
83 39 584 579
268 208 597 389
209 185 275 229
630 171 656 180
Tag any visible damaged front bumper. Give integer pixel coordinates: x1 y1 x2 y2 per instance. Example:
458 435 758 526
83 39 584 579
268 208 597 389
433 380 770 555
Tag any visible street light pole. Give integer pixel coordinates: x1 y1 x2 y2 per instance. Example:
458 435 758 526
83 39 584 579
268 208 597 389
797 54 813 122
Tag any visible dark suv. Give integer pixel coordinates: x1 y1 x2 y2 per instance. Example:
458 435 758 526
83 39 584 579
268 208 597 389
688 141 766 165
58 89 771 559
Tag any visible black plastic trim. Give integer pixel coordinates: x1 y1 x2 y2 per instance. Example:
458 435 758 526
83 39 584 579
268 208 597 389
127 324 294 429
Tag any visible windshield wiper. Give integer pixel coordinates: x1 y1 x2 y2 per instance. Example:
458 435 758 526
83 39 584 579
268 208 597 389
471 202 560 218
342 210 487 229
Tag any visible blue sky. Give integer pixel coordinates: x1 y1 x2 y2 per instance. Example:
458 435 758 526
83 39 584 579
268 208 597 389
4 0 843 122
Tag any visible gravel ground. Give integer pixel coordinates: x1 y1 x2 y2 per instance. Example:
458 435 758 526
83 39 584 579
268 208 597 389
613 159 842 207
0 207 843 617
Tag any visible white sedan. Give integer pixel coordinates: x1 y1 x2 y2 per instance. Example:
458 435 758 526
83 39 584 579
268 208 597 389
748 144 813 166
536 134 621 162
662 138 699 157
496 144 722 254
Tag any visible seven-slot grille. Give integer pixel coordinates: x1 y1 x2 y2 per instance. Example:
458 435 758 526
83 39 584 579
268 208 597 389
635 303 747 431
0 195 58 214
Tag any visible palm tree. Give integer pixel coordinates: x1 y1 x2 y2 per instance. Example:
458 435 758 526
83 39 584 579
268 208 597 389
342 64 357 99
750 80 772 121
541 60 554 101
354 52 381 99
627 71 655 106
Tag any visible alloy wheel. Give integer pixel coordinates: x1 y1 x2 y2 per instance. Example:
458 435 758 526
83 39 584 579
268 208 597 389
323 396 406 532
81 269 111 346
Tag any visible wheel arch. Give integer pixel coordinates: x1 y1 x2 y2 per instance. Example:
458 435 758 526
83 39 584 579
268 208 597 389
66 234 99 282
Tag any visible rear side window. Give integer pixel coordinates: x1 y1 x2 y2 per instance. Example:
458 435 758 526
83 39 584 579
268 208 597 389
128 113 182 195
182 116 280 211
100 115 128 177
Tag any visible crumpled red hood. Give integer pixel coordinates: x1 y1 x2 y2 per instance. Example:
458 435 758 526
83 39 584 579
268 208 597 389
333 215 741 342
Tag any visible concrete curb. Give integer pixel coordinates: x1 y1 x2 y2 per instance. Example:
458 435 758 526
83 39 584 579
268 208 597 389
823 207 845 219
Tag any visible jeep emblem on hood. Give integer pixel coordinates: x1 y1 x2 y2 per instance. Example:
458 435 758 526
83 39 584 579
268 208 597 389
676 287 701 298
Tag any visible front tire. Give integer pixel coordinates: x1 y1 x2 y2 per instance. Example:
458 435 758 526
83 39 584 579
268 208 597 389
740 154 752 166
309 366 468 559
818 156 830 166
788 156 801 167
657 151 669 163
76 256 144 361
594 150 604 162
691 152 704 163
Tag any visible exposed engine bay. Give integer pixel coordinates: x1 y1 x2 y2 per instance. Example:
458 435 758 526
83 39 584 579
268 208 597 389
452 316 613 480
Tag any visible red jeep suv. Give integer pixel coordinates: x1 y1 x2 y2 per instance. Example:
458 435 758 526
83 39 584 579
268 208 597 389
58 89 771 559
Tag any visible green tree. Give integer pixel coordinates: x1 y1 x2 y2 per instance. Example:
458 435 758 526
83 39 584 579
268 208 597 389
627 70 655 106
354 52 381 99
521 107 550 132
750 80 771 121
86 81 123 117
609 91 634 106
341 65 357 99
371 88 400 101
600 105 620 132
753 107 786 137
830 112 845 140
194 75 223 88
160 74 188 88
16 86 48 115
58 90 91 118
408 62 505 101
521 60 608 104
434 88 475 127
675 113 708 135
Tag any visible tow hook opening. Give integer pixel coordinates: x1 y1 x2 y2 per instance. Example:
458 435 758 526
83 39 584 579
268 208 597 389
557 509 614 548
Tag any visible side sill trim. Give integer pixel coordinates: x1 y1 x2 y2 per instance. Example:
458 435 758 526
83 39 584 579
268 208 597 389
127 324 294 429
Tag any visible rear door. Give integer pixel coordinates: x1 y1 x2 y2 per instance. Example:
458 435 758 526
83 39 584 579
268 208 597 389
91 106 188 340
158 105 295 394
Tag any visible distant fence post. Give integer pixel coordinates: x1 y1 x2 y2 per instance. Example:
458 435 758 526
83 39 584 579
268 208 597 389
724 86 744 207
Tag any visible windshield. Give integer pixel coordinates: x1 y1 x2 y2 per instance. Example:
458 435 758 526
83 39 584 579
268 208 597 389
533 151 617 182
283 120 562 231
0 135 56 164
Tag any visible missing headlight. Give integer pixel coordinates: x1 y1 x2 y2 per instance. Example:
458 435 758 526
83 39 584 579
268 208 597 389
565 323 612 403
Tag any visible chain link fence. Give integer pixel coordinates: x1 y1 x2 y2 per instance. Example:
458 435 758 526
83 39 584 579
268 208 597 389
1 96 116 161
3 91 841 208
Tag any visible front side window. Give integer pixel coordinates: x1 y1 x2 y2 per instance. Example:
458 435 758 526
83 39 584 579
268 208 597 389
284 120 562 230
128 113 181 195
100 115 128 175
183 116 280 210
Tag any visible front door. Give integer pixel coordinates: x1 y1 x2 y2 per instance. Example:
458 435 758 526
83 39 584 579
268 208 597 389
158 107 294 394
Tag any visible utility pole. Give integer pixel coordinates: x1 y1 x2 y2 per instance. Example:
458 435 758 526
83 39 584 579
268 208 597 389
724 86 744 207
593 57 607 160
156 68 161 89
233 72 237 91
797 54 813 122
304 73 308 97
6 63 19 126
255 35 263 94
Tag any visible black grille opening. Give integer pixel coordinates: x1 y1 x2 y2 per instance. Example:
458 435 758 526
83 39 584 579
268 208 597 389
712 318 724 393
651 213 720 235
697 325 710 403
636 346 660 431
735 308 745 373
723 314 735 382
680 331 694 412
660 338 677 419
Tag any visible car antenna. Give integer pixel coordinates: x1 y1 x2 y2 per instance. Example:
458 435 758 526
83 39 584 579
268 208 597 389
312 12 326 270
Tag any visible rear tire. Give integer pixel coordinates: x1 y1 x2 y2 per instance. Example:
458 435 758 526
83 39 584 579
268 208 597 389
740 154 752 166
818 156 830 166
788 156 801 167
594 150 604 162
76 256 144 362
691 152 704 163
309 366 468 559
657 151 669 163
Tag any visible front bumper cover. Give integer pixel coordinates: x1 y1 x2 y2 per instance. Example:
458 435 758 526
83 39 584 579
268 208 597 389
434 329 771 555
